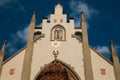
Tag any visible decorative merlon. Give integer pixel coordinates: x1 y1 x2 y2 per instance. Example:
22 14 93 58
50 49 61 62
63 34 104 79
55 3 63 14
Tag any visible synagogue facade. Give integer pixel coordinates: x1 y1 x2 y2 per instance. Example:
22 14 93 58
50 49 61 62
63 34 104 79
0 4 120 80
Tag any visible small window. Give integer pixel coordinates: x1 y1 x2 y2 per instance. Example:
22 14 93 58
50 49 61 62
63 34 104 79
34 31 41 39
75 32 82 39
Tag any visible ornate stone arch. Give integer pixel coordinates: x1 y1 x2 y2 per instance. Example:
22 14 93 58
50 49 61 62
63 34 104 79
51 25 66 41
34 59 80 80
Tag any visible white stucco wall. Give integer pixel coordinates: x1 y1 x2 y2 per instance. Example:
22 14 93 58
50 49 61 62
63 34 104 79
30 5 85 79
0 49 25 80
91 49 116 80
30 37 85 80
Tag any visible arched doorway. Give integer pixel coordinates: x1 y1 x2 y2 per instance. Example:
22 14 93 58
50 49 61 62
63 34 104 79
35 60 80 80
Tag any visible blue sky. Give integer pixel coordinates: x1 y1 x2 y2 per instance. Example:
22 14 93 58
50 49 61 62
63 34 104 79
0 0 120 61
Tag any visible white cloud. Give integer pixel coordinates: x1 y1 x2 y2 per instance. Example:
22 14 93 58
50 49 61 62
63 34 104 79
94 45 110 54
115 45 120 51
0 0 11 6
0 0 26 12
7 42 18 54
6 25 29 56
69 0 98 27
16 25 30 42
69 0 98 19
94 45 120 60
16 23 43 42
114 45 120 57
7 22 42 55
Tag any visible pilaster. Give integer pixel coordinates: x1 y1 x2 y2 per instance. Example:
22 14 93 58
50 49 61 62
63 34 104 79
21 11 36 80
81 12 94 80
0 41 7 77
110 41 120 80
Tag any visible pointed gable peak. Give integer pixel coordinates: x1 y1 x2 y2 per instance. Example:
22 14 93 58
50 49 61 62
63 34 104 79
110 40 118 56
110 40 114 45
0 41 7 55
110 40 116 50
31 10 36 22
80 11 87 28
55 3 63 14
55 3 63 8
81 11 86 21
1 41 7 50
